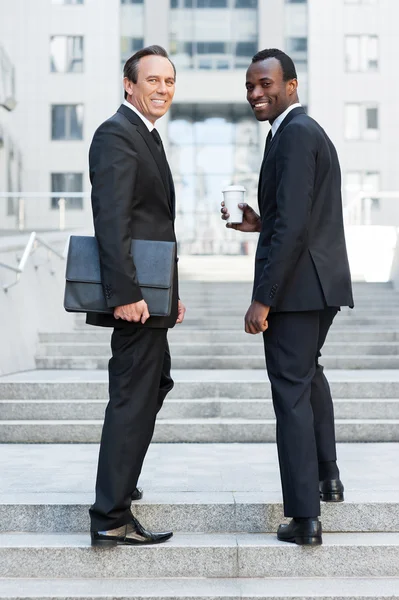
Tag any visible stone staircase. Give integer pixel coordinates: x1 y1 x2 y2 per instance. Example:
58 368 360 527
1 281 399 598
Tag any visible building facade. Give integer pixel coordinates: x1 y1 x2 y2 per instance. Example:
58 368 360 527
0 0 397 247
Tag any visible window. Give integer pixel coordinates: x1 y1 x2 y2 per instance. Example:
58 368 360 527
286 36 307 67
52 0 83 4
121 0 143 3
169 103 259 242
50 36 84 73
345 171 380 206
235 0 257 6
286 0 306 3
170 0 258 69
51 105 83 140
345 35 378 72
51 173 83 209
121 37 144 66
345 103 379 140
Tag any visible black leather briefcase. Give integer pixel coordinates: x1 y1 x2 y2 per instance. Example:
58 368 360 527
64 236 176 316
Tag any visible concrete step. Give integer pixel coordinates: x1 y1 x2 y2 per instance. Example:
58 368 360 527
2 374 399 399
74 307 399 317
2 418 399 443
1 398 398 421
39 330 399 343
34 355 399 370
37 342 399 357
1 532 399 578
1 577 398 600
74 316 399 330
1 490 398 533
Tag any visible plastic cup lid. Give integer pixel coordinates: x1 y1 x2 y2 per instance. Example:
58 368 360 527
222 185 246 193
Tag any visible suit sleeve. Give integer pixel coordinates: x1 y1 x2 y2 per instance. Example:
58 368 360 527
253 123 317 307
89 121 143 308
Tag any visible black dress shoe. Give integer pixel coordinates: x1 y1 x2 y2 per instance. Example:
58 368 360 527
277 518 322 546
319 479 344 502
131 487 143 501
91 516 173 547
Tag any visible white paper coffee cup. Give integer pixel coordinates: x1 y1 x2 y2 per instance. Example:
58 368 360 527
222 185 246 223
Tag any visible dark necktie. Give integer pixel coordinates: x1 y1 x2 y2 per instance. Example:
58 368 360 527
264 129 273 154
151 128 164 154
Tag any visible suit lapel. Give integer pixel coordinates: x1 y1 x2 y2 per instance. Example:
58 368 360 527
261 106 306 167
117 105 172 209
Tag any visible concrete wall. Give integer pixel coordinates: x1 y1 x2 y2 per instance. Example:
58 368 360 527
0 232 75 376
309 0 399 210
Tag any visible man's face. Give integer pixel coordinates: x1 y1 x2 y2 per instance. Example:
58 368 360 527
124 55 175 124
246 57 297 123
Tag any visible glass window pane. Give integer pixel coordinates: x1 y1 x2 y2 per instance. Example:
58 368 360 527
50 36 84 73
366 107 378 130
51 173 83 209
367 35 378 69
235 0 257 6
52 0 84 4
345 104 361 139
70 105 84 139
345 36 359 71
51 105 66 139
197 0 228 6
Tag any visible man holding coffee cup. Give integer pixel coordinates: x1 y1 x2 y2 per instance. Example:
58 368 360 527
221 49 353 546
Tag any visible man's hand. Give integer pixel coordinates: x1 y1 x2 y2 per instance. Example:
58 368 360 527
176 300 186 324
114 299 150 324
244 301 270 334
221 202 261 233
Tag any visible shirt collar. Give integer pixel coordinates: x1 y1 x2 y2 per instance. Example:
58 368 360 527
123 99 155 132
271 103 302 137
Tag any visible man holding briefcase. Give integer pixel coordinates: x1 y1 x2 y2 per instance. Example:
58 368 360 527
87 45 185 546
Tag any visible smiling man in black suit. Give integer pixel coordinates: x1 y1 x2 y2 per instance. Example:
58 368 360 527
88 45 186 546
222 49 353 546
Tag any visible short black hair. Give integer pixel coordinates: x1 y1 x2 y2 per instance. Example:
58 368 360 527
123 45 176 99
251 48 297 81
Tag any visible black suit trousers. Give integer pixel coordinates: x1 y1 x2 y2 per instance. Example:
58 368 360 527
263 307 338 518
89 327 173 531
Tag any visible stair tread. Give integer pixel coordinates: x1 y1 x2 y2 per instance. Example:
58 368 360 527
0 577 399 598
2 531 399 547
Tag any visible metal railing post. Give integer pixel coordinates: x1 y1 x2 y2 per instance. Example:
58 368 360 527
58 197 66 231
18 197 25 231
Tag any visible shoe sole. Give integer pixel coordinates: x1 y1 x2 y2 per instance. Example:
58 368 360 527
278 536 323 546
91 535 173 548
320 492 344 502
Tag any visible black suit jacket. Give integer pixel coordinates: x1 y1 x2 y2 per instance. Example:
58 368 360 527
253 107 353 312
86 104 179 329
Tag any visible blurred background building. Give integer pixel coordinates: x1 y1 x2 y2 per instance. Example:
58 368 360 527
0 0 398 254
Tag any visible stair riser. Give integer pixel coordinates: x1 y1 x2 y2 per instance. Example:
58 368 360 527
1 543 399 578
39 331 399 343
37 344 399 357
1 382 398 399
1 422 399 443
34 356 399 369
1 502 398 533
2 400 398 421
74 319 399 330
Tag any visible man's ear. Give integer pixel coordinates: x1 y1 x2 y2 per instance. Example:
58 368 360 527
123 77 134 97
288 78 298 96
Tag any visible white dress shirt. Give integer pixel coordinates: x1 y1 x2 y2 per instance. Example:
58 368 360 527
271 102 302 137
123 99 154 132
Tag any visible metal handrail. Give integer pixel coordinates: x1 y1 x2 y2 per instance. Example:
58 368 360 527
344 190 399 226
0 192 90 231
0 231 65 292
